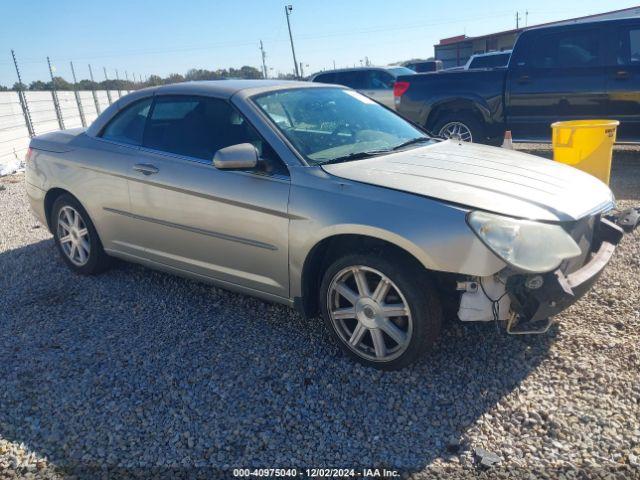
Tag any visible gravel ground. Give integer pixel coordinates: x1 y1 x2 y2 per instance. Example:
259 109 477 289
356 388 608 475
0 146 639 479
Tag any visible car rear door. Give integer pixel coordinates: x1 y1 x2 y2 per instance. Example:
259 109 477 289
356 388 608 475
506 26 607 140
605 21 640 142
126 94 291 298
89 96 155 256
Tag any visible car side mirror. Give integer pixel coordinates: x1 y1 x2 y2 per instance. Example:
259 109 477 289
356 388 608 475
213 143 259 170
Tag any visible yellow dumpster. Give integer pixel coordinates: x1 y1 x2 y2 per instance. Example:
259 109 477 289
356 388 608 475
551 120 619 185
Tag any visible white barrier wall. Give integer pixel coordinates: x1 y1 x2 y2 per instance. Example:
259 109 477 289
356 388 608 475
0 89 131 173
79 91 99 124
0 92 31 171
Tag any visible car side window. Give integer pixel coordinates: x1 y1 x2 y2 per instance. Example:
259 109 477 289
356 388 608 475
334 71 366 89
365 70 394 89
314 72 336 83
100 97 153 146
143 95 288 176
616 27 640 65
530 29 602 69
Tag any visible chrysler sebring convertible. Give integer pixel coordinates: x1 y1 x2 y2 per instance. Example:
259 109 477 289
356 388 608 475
25 80 639 369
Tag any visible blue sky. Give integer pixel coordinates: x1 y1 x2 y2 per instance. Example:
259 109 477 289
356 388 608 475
1 0 638 85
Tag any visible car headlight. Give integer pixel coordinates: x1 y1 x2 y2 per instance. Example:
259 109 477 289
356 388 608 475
467 211 581 273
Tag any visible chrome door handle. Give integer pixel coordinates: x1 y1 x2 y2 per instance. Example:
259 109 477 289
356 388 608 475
133 163 159 175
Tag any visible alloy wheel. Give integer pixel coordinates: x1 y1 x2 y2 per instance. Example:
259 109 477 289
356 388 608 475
438 121 473 142
57 206 91 266
327 265 413 362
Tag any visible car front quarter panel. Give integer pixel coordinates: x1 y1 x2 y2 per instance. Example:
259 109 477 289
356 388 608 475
287 166 506 299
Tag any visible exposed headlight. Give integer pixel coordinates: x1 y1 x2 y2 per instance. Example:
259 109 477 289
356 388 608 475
467 211 581 273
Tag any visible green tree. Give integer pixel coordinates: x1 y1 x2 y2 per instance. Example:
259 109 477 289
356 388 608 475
165 73 185 84
29 80 49 90
52 76 73 90
77 79 98 90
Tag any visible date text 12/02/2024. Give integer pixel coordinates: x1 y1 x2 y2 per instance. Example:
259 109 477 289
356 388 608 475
232 468 400 478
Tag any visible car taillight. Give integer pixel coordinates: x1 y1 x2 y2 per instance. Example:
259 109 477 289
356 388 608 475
25 147 33 165
393 81 410 98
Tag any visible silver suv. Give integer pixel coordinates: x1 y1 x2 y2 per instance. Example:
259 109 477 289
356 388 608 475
309 66 415 109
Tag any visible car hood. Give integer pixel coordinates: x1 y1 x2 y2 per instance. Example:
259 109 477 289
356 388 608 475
321 140 615 222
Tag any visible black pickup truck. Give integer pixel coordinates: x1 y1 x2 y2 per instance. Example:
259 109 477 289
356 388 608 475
395 17 640 144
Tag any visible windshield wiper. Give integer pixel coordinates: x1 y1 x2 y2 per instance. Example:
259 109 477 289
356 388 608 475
317 138 431 165
319 150 389 165
391 137 432 151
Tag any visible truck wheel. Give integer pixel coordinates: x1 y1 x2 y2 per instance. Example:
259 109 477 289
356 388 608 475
51 194 111 275
432 113 484 143
319 252 442 370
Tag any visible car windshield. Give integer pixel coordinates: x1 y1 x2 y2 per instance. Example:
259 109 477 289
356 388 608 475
252 87 432 165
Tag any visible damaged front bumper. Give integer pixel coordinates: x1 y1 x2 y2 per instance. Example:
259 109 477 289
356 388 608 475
458 208 639 334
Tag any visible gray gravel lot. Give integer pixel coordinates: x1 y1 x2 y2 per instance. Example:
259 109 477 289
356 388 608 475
0 146 639 479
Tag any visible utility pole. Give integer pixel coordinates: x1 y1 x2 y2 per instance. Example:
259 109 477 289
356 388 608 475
284 5 300 79
259 40 268 79
516 11 521 30
525 10 529 27
88 64 101 114
333 60 336 70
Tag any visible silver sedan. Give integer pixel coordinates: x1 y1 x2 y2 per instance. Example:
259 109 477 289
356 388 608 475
25 80 637 369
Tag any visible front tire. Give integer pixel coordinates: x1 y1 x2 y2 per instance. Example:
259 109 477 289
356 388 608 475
320 253 442 370
51 194 111 275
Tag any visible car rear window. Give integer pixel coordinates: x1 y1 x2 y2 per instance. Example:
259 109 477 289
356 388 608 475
469 53 510 69
100 98 152 146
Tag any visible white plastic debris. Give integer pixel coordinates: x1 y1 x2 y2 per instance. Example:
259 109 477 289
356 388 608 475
0 159 24 177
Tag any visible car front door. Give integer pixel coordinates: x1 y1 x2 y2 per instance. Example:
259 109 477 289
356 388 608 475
606 21 640 142
126 95 291 299
507 26 607 140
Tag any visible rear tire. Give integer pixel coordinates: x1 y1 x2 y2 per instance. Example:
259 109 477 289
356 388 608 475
432 112 485 143
320 252 442 370
51 194 111 275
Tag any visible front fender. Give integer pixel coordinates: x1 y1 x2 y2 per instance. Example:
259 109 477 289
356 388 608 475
288 166 506 299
